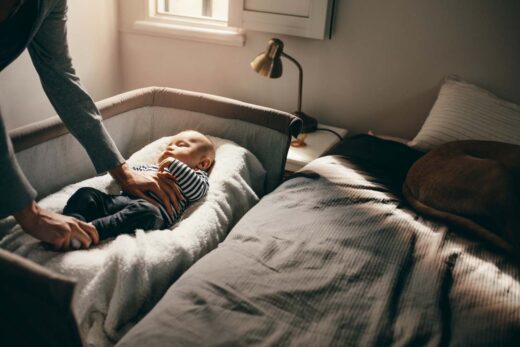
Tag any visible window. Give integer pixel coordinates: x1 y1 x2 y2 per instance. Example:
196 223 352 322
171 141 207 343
159 0 229 22
126 0 335 46
131 0 244 46
146 0 233 31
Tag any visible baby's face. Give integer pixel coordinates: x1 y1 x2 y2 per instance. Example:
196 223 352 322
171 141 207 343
158 131 214 169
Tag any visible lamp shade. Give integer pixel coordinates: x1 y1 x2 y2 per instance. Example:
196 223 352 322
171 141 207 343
250 38 284 78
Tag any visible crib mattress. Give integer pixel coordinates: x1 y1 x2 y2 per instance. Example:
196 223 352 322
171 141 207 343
0 136 266 347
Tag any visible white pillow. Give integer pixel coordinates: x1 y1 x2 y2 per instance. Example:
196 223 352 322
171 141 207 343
409 77 520 151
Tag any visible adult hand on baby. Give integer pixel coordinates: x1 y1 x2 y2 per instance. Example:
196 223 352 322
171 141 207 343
13 201 99 251
110 162 184 216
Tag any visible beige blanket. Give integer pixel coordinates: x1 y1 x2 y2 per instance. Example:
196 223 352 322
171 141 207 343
403 140 520 255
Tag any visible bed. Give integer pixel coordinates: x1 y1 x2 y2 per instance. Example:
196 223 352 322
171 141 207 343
3 79 520 347
0 87 300 347
116 134 520 347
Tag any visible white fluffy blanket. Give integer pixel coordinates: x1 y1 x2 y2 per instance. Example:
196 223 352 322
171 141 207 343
0 136 265 347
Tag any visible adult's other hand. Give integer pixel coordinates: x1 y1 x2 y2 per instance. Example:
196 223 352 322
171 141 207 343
13 201 99 251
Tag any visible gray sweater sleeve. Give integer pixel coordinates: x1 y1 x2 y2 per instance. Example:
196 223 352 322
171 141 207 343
0 109 37 218
27 0 124 174
0 0 125 218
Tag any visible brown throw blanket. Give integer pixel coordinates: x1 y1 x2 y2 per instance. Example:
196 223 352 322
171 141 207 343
403 140 520 254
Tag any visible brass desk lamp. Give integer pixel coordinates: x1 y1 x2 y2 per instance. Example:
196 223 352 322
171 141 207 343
251 38 318 145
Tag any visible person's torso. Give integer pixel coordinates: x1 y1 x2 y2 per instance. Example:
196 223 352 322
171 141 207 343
0 0 38 70
0 0 58 72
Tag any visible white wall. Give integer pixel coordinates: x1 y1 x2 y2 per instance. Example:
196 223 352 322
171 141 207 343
120 0 520 139
0 0 121 131
2 0 519 138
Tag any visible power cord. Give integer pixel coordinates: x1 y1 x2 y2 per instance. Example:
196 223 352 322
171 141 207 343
315 128 344 141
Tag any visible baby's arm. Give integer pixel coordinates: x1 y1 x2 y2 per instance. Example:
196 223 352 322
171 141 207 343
158 156 175 172
157 140 176 171
166 159 209 202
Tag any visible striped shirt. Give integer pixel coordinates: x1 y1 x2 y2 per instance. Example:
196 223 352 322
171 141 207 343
133 159 209 226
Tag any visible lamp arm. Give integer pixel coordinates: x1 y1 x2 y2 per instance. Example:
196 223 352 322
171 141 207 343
281 52 303 113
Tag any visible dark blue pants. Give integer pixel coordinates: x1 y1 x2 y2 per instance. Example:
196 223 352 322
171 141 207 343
63 187 166 240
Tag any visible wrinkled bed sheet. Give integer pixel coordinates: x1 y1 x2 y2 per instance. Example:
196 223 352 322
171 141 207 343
117 135 520 347
0 136 265 347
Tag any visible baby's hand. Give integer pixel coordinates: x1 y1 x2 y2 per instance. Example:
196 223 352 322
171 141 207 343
158 157 175 172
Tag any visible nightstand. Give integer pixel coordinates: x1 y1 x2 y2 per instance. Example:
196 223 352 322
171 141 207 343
285 124 348 173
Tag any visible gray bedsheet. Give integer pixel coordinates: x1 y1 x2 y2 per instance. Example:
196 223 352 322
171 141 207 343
117 138 520 347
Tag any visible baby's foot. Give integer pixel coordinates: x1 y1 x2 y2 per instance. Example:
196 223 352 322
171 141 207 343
71 223 97 250
71 238 82 250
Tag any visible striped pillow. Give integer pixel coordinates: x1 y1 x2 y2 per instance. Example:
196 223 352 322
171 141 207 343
409 78 520 151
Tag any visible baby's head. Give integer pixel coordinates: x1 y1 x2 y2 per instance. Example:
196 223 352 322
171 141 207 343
159 130 215 171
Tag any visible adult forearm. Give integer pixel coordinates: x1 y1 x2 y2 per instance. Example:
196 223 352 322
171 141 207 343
28 65 125 173
12 200 40 228
27 0 124 174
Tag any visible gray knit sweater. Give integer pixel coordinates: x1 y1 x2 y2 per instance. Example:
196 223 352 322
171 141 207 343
0 0 124 218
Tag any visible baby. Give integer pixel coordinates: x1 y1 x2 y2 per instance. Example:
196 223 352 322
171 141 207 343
63 130 215 244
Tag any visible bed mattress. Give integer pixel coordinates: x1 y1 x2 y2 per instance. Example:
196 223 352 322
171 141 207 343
117 135 520 347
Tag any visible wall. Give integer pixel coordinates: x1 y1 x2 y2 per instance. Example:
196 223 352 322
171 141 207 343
0 0 121 131
120 0 520 139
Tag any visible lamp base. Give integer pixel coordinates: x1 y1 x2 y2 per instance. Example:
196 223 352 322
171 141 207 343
294 111 318 133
